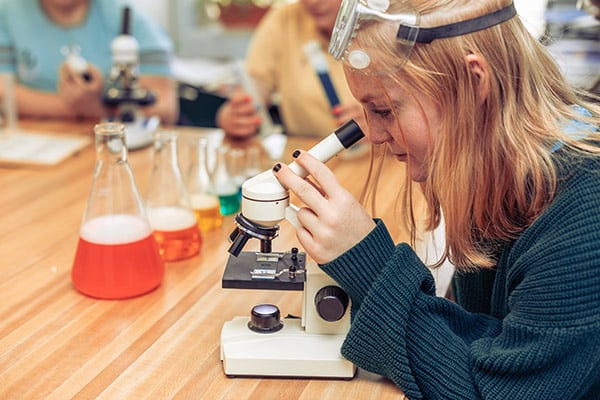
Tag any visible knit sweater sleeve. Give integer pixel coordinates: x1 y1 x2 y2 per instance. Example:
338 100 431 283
321 184 600 400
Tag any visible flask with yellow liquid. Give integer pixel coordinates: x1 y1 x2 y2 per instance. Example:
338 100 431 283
186 136 223 232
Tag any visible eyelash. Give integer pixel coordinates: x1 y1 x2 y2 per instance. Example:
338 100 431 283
370 108 393 119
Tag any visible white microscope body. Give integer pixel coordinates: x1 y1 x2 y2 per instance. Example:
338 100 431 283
220 120 364 378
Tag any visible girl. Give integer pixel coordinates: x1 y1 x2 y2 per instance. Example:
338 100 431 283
273 0 600 398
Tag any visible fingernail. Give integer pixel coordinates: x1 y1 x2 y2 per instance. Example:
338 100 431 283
273 163 281 172
332 105 341 116
292 150 301 158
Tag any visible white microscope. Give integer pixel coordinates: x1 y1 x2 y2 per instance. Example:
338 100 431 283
220 120 364 379
101 6 160 150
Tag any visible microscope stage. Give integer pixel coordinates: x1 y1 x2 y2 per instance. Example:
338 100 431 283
222 250 306 291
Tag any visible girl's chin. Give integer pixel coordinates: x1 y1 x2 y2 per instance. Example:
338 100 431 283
394 155 426 182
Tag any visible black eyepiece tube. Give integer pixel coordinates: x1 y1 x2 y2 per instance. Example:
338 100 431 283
121 7 131 35
334 119 364 149
228 231 250 257
228 226 240 243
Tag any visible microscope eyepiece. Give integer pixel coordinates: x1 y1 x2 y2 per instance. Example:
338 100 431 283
334 120 364 149
121 7 131 35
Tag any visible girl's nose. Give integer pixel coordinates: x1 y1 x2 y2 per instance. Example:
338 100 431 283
367 126 392 146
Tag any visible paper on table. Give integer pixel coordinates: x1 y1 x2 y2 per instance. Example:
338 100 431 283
0 73 91 167
0 128 91 167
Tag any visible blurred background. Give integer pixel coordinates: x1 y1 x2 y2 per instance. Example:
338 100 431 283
132 0 596 88
130 0 597 126
134 0 555 59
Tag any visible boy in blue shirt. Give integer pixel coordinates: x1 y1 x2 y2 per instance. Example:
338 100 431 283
0 0 178 124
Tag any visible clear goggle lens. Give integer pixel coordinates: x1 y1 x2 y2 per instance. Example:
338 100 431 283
329 0 419 74
329 0 518 75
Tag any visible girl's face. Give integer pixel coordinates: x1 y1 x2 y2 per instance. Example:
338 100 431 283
344 68 441 182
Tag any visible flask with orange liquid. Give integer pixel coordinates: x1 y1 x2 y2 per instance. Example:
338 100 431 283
185 136 223 232
145 131 202 261
71 123 164 299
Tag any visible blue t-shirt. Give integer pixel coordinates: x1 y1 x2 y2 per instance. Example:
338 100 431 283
0 0 173 92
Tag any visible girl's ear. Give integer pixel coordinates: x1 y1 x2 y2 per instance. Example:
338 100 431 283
465 53 490 105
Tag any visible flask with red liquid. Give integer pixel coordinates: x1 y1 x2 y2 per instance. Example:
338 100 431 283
145 131 202 261
71 123 164 299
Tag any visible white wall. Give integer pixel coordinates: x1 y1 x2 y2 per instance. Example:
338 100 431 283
126 0 252 59
127 0 170 30
514 0 549 38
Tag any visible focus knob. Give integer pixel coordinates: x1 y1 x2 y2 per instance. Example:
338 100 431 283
314 286 349 322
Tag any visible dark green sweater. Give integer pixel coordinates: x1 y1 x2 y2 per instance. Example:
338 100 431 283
321 156 600 399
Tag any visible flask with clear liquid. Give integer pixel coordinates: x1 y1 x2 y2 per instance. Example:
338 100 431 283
211 145 240 216
71 123 164 299
186 136 223 232
145 131 202 261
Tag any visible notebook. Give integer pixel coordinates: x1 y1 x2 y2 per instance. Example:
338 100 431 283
0 128 91 167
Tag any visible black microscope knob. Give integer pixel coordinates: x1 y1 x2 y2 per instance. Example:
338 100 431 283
314 285 349 322
248 304 283 333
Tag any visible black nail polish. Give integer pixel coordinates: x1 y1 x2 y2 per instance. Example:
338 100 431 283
292 150 301 158
273 163 281 172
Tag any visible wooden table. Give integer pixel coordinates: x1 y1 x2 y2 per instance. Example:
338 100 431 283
0 120 414 399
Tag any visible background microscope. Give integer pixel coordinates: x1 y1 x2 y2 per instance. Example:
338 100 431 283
102 6 160 150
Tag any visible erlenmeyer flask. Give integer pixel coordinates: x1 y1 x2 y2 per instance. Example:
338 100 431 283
244 144 263 179
186 136 223 232
211 145 240 216
72 123 164 299
145 131 202 261
228 147 247 196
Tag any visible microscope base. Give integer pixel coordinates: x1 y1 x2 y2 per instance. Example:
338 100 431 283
220 316 355 379
122 115 161 150
103 115 160 150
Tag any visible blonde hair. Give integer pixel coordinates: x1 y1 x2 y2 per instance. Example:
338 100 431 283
358 0 600 269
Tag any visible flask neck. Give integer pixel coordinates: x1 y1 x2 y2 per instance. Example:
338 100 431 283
146 131 191 209
85 122 147 222
187 138 212 188
213 146 231 181
152 131 181 175
94 123 128 164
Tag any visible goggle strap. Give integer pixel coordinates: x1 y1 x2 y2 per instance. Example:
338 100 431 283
397 3 517 44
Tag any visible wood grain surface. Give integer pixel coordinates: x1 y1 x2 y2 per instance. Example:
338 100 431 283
0 120 418 399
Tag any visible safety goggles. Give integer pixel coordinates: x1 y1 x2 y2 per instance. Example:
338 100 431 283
329 0 517 73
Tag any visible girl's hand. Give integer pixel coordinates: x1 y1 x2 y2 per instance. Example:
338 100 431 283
272 151 376 264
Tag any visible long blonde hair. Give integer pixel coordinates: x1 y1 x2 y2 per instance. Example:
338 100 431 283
359 0 600 269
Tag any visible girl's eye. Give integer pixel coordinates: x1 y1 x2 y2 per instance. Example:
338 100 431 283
370 108 393 118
